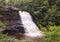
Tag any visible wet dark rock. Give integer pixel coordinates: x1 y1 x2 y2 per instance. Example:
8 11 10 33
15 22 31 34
2 24 25 35
0 6 25 35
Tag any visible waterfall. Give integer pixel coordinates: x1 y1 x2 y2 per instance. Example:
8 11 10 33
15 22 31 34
19 11 43 39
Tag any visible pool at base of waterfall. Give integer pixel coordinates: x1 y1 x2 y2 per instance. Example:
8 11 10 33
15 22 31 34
24 33 43 40
14 32 43 40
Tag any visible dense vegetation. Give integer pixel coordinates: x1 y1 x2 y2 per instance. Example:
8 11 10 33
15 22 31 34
0 0 60 30
0 0 60 42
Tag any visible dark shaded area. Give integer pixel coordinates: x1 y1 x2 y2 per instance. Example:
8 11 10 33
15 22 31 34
2 25 25 35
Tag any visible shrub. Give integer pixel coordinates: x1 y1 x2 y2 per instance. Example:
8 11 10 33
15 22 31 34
40 26 60 42
0 33 20 42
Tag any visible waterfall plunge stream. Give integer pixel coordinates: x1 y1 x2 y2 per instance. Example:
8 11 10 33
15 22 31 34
19 11 43 39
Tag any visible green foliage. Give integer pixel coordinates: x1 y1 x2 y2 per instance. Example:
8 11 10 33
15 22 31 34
0 0 33 6
0 15 3 18
0 33 20 42
0 22 4 28
0 0 60 29
40 26 60 42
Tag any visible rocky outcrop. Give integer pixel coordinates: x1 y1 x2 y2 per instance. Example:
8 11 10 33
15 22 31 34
0 6 19 11
0 6 25 35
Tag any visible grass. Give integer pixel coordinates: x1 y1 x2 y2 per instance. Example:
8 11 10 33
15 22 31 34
40 26 60 42
0 33 20 42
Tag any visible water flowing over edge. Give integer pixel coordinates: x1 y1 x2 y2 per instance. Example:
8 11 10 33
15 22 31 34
19 11 43 39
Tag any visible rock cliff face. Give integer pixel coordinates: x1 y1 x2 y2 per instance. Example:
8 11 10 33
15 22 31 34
0 6 19 21
0 6 25 35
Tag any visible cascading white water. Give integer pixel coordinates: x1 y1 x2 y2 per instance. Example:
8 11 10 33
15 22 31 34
19 11 43 39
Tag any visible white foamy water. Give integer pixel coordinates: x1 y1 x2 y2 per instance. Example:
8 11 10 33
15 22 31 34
19 11 43 38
